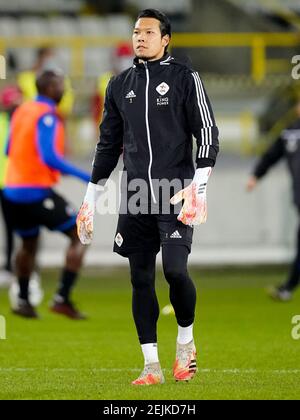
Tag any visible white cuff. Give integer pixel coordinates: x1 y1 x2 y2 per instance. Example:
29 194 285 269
193 167 212 186
84 182 102 208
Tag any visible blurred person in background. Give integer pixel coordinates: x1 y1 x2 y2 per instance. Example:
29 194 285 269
18 46 74 119
0 86 44 306
247 99 300 302
3 70 90 319
91 42 134 126
78 9 219 385
0 86 22 287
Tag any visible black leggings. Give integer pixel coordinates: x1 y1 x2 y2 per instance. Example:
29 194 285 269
0 189 14 272
285 220 300 291
129 245 196 344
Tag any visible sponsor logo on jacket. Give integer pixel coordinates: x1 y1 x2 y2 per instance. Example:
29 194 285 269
156 82 170 107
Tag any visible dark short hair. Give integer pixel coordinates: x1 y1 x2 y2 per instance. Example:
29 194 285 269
36 69 63 94
137 9 172 39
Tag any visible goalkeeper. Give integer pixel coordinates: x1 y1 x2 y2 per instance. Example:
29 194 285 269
78 8 219 385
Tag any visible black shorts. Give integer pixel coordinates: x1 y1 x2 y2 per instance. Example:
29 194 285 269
3 190 77 238
113 213 193 257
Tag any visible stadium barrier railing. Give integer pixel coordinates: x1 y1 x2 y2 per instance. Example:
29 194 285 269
0 32 299 81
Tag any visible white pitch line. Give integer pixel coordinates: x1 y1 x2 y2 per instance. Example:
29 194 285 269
0 368 300 374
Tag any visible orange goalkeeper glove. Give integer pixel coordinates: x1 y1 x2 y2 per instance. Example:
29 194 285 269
170 167 212 226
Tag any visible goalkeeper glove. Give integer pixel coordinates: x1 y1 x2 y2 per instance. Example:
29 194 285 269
77 182 100 245
170 167 212 226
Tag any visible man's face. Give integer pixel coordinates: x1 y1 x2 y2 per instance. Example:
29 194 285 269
132 18 169 61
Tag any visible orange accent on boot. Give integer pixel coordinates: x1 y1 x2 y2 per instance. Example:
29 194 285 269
132 373 161 386
173 352 197 381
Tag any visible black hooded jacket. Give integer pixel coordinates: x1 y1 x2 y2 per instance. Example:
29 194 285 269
91 54 219 203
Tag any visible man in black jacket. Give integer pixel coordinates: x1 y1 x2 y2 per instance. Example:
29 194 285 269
247 100 300 302
77 9 219 385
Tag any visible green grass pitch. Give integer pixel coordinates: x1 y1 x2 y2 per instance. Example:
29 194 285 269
0 266 300 400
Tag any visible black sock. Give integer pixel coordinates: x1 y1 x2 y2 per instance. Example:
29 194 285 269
19 277 30 301
56 269 77 302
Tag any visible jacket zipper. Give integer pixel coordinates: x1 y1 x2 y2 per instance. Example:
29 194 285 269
144 62 157 204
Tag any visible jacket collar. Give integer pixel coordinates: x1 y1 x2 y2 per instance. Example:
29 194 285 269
133 53 174 72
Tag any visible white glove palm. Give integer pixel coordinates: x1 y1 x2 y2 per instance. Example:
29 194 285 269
170 167 212 226
77 182 100 245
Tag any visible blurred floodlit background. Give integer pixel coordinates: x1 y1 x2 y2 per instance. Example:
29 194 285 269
0 0 300 266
